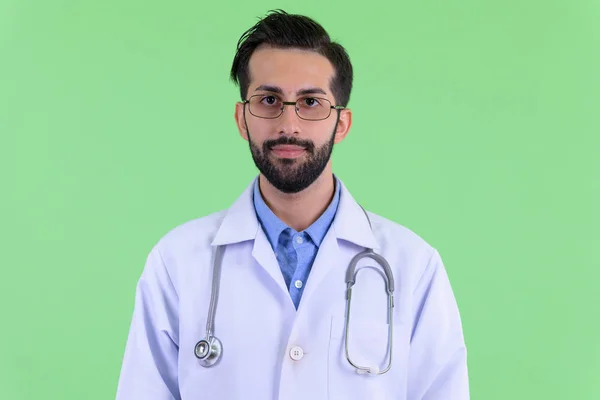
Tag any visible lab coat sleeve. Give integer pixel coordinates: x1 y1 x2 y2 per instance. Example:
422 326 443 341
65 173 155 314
116 245 181 400
407 248 470 399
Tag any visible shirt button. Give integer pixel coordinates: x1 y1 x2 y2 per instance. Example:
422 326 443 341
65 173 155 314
294 280 303 289
289 346 304 361
295 236 304 244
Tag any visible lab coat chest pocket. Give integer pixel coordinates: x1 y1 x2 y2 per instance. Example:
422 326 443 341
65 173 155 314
328 316 408 399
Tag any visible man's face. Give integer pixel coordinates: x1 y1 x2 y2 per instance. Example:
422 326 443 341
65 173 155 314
235 46 351 194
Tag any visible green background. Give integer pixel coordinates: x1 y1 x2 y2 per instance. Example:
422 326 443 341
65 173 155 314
1 0 598 398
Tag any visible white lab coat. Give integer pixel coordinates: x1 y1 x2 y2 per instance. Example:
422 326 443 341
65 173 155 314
116 176 469 399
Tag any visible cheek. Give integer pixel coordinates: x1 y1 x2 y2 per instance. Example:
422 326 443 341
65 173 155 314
246 118 273 136
245 123 268 149
312 120 337 141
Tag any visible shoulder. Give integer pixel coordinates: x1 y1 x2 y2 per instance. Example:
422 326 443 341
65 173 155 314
365 210 439 283
367 210 435 255
152 209 227 260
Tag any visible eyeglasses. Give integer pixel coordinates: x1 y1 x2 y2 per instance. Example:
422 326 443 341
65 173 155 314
243 94 345 121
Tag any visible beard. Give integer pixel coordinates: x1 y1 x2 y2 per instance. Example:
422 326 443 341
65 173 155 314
247 125 337 194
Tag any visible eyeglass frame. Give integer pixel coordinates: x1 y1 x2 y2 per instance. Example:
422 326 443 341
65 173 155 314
242 94 346 121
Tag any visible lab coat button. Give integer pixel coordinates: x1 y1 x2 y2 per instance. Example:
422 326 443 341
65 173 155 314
289 346 304 361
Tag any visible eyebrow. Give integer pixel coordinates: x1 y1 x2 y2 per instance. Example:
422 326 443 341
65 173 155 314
254 85 327 96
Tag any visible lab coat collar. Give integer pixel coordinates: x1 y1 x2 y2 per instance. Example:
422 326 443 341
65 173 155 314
211 175 379 251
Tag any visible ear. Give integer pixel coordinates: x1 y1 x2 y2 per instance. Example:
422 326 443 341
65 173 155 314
234 102 249 141
333 108 352 144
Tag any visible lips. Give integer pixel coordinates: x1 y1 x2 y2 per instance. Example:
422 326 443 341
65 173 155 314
271 145 305 151
270 144 306 158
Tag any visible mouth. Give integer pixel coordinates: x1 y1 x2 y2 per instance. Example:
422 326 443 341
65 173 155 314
270 145 306 159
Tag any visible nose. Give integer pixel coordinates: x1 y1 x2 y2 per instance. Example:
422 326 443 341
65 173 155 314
276 103 301 135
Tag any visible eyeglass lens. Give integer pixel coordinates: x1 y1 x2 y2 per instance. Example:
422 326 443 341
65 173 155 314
248 95 331 120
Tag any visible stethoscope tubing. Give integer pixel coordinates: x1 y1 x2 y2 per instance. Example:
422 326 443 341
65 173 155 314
195 205 396 375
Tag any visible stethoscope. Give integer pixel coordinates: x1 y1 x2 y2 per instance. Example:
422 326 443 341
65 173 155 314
194 205 395 375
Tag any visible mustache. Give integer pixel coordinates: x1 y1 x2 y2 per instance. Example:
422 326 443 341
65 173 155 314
264 137 314 152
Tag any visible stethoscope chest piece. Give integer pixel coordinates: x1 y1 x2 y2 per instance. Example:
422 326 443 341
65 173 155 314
194 336 223 367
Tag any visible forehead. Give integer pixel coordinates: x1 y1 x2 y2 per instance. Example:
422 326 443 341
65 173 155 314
247 46 335 96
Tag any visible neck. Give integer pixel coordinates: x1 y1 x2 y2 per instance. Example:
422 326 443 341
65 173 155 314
258 165 336 232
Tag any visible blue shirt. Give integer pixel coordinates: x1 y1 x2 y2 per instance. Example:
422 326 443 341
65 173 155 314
252 175 341 309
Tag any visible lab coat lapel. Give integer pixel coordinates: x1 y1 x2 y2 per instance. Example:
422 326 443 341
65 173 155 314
300 179 380 304
211 177 289 297
299 226 340 304
210 176 381 305
252 225 291 296
332 179 380 252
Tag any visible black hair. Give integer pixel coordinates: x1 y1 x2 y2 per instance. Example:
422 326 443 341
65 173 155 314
230 9 353 107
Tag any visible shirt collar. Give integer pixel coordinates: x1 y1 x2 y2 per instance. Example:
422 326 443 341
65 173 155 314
252 175 342 249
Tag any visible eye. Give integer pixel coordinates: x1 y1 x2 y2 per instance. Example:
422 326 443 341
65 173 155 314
301 97 321 107
260 95 279 106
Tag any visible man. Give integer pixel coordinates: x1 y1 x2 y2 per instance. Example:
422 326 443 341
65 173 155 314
116 9 469 400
